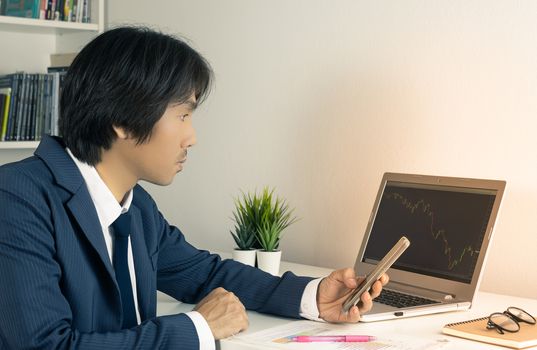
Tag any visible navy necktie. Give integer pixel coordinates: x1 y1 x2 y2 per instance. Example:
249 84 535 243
112 212 137 328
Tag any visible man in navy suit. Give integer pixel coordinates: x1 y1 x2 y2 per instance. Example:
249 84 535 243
0 27 387 349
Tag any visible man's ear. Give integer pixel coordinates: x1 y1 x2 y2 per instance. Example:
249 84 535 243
113 125 129 140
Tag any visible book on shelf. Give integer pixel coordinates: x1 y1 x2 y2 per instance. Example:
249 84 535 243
0 1 7 16
0 71 65 142
442 316 537 349
0 88 11 140
1 0 91 23
4 0 38 18
1 73 21 141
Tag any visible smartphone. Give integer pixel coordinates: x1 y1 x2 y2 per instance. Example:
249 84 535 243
342 236 410 313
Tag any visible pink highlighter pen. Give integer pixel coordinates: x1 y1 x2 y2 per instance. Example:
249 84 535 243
292 335 376 342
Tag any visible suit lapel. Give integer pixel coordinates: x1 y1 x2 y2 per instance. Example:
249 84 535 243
129 205 156 320
66 188 117 283
34 136 118 285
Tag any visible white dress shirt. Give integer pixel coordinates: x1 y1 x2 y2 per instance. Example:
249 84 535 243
67 149 322 350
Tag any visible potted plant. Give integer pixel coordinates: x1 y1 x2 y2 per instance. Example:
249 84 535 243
254 187 298 275
230 192 258 266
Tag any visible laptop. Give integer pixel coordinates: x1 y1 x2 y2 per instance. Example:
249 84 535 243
356 172 505 322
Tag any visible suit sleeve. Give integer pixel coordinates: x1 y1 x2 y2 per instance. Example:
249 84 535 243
0 175 200 350
153 206 314 319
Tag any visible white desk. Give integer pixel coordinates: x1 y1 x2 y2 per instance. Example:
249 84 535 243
157 258 537 350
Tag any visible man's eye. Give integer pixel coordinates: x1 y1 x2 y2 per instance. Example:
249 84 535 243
180 114 189 121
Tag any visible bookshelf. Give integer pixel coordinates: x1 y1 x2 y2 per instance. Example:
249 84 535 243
0 0 105 150
0 14 100 33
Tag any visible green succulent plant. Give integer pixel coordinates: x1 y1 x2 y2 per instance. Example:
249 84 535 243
255 188 297 252
230 197 257 250
230 187 297 252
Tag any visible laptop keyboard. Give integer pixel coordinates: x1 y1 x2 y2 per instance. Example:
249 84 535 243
375 289 440 308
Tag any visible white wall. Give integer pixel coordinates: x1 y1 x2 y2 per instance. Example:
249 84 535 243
41 0 534 299
0 29 98 75
0 31 55 74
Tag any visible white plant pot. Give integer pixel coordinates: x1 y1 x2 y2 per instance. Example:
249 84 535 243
232 249 256 266
256 250 282 276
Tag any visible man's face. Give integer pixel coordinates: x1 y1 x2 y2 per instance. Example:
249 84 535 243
115 96 197 186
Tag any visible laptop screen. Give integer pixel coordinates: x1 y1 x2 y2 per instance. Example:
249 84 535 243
362 181 497 284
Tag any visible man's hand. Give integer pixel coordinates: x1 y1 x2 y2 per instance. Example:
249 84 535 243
194 287 249 339
317 268 389 323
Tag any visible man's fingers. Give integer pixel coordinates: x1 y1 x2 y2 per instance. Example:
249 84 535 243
196 288 250 340
358 291 373 313
318 269 390 325
369 280 383 299
343 305 361 323
331 268 358 289
380 273 389 285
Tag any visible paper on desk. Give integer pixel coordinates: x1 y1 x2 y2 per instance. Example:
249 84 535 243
231 320 449 350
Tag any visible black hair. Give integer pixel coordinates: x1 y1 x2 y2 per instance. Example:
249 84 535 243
59 26 213 165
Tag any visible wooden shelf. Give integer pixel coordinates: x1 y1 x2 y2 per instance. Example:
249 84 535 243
0 15 100 34
0 141 40 149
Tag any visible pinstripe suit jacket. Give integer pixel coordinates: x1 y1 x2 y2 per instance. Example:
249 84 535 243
0 136 313 349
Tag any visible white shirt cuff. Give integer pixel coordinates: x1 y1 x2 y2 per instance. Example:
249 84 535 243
299 278 325 322
185 311 216 350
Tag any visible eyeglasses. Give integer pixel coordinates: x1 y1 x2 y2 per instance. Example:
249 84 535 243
486 307 536 334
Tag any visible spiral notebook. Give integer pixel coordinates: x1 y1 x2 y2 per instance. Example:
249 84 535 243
442 316 537 349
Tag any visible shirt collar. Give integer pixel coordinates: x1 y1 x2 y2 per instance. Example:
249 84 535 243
66 148 133 227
